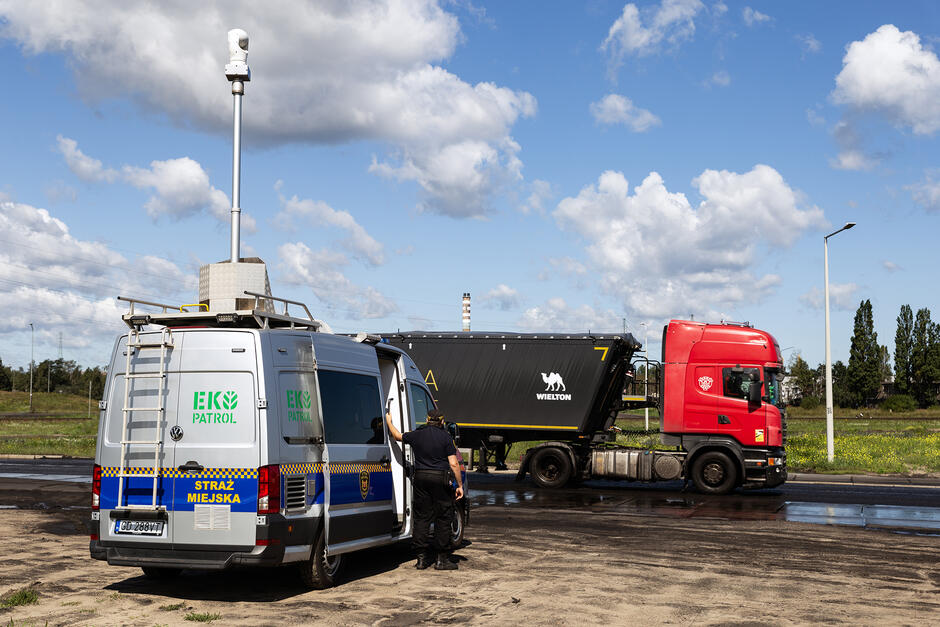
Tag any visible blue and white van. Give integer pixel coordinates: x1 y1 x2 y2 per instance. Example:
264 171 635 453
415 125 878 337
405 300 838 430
90 295 468 588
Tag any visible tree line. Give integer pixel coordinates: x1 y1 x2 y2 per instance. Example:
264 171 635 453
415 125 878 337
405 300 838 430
787 300 940 409
0 356 106 399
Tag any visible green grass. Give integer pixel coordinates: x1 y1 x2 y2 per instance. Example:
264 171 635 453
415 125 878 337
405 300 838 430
0 437 96 458
0 390 95 415
496 415 940 475
0 586 39 608
159 602 187 611
184 612 222 622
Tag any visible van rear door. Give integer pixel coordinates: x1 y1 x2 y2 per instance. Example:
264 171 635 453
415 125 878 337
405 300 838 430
169 330 260 549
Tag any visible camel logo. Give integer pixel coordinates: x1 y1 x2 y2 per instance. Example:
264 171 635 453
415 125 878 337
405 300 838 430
541 372 566 391
359 470 370 500
536 372 571 401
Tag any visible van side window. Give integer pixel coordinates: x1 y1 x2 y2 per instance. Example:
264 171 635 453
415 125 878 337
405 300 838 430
722 367 760 400
318 370 384 445
410 383 436 426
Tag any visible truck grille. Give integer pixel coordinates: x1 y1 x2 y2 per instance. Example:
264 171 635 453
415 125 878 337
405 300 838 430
284 475 307 511
781 409 788 445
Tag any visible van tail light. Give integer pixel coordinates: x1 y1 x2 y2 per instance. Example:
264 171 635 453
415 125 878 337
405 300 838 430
257 465 280 515
92 464 101 511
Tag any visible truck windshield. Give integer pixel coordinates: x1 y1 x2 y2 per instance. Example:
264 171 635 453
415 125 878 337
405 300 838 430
765 369 785 409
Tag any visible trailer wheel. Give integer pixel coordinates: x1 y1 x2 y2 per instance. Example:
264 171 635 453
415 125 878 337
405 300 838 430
691 451 737 495
140 567 181 579
298 529 342 589
530 447 573 489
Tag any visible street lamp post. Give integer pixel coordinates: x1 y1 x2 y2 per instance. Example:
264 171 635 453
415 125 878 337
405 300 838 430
824 221 856 463
28 323 34 413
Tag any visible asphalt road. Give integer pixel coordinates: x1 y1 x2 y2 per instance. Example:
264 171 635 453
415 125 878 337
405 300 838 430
1 456 938 532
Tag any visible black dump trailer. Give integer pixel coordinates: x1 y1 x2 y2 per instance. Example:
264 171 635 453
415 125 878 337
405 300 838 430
381 332 643 486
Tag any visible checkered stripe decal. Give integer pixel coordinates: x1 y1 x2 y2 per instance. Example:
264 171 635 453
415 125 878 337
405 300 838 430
100 467 257 479
279 462 388 475
280 462 323 475
329 463 388 474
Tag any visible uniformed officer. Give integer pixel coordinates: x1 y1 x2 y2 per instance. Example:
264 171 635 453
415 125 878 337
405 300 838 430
385 408 464 570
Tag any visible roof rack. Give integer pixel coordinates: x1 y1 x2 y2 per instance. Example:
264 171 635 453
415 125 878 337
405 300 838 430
117 291 328 332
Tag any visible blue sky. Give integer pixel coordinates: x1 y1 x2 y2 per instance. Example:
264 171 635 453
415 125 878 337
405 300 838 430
0 1 938 372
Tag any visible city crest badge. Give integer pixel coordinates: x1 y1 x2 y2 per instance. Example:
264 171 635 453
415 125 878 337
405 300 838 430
359 469 370 500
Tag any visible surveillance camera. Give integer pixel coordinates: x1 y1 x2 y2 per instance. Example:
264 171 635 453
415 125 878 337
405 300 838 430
225 28 251 82
228 29 248 62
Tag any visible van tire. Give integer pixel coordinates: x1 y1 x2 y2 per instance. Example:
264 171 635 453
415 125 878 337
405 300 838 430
299 530 342 589
141 566 181 579
450 500 465 548
691 450 737 495
530 447 573 489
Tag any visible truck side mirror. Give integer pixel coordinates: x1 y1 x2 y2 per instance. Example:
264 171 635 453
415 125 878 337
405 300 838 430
748 380 762 404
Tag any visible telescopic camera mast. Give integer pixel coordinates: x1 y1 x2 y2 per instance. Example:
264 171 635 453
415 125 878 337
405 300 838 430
224 29 250 263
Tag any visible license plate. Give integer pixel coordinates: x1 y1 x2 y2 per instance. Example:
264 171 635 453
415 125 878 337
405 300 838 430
114 519 165 536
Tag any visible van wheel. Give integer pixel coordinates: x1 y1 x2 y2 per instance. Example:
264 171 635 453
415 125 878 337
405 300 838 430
691 451 737 495
141 566 181 579
530 447 572 489
299 530 342 589
450 501 465 548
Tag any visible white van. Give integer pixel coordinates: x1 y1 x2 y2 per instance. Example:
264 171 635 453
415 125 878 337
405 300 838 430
90 295 468 588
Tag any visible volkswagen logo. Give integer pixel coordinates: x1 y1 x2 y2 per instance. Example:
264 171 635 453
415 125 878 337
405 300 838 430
169 426 184 441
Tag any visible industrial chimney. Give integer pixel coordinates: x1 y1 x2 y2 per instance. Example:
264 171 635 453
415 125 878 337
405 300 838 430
462 292 471 332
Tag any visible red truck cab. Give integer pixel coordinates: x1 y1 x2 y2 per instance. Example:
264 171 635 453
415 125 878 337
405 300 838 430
660 320 787 492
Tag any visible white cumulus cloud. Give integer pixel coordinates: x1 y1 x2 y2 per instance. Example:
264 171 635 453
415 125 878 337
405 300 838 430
907 172 940 212
832 24 940 135
0 201 192 363
800 283 859 311
742 7 770 27
273 192 384 266
480 284 521 311
601 0 705 76
553 165 825 320
56 137 250 230
519 298 622 333
590 94 661 131
276 242 397 320
1 2 536 218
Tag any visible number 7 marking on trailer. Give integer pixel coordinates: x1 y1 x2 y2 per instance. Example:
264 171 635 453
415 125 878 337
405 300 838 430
594 346 609 361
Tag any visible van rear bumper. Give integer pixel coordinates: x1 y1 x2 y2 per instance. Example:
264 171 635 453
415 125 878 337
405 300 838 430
90 541 285 570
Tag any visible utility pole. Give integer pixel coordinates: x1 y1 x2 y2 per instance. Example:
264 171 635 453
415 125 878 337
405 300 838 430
88 380 92 419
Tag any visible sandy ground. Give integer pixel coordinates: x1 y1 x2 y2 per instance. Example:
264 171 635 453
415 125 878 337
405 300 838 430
0 479 938 626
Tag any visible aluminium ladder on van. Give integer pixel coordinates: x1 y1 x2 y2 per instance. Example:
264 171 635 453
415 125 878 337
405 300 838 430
115 326 173 510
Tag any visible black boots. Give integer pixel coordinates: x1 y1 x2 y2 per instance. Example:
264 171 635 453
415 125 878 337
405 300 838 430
415 552 433 570
434 553 457 570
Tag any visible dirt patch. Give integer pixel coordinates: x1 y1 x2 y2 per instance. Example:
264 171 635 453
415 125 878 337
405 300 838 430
0 494 937 626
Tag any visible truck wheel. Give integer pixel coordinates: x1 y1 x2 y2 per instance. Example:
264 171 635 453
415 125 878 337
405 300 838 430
530 447 573 489
450 500 465 548
691 451 737 495
141 566 181 579
298 530 342 589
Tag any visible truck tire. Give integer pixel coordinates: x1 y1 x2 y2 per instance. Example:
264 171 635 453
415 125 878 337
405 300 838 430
298 529 342 589
530 447 573 489
691 450 737 495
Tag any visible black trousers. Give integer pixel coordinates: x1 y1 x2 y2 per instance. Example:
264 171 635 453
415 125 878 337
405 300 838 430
412 469 454 554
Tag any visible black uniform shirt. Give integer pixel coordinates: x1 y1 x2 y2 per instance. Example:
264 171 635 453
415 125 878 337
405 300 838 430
403 424 458 471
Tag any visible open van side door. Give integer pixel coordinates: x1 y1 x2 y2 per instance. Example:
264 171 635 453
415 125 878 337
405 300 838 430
320 369 396 554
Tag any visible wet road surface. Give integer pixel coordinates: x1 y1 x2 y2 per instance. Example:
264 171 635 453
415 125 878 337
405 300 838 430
2 457 939 533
